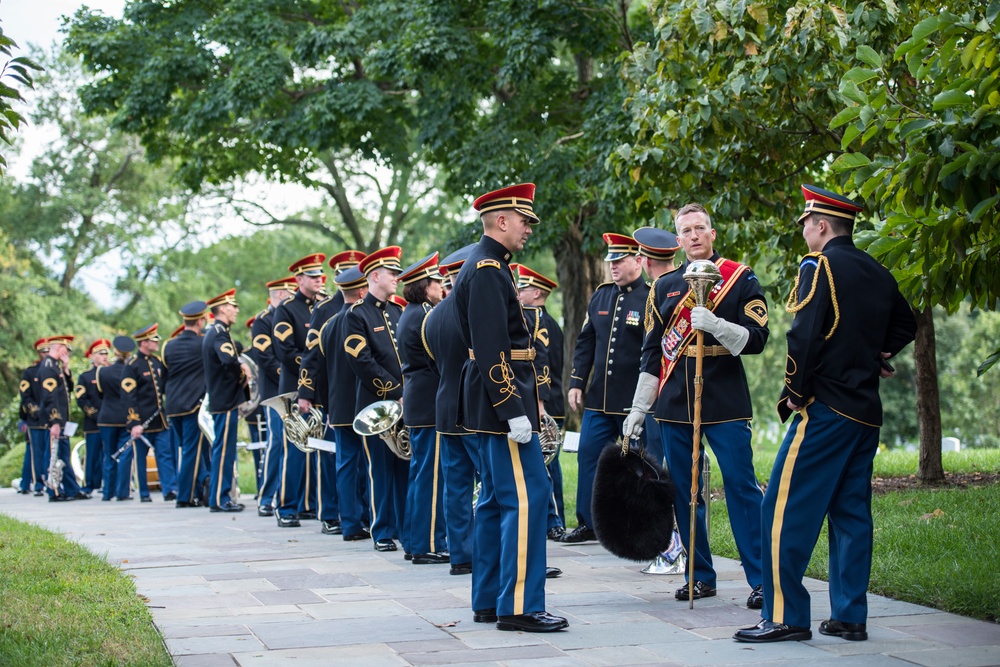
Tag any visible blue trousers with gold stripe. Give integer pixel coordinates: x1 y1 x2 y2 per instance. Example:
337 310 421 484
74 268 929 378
334 426 368 537
258 406 284 510
316 415 339 523
662 419 763 588
762 401 879 628
173 412 209 504
362 435 409 543
471 433 548 617
442 433 480 566
404 427 448 555
82 431 104 494
209 409 239 507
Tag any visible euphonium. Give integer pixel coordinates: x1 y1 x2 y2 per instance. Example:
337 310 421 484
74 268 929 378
539 413 563 465
353 400 411 461
261 391 325 453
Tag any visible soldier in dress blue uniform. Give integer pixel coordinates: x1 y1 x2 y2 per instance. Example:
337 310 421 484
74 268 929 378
202 289 249 512
625 203 769 607
515 264 567 540
319 266 372 541
735 186 916 643
272 255 327 527
563 232 651 544
75 339 111 497
18 338 50 495
96 336 135 500
254 276 296 517
242 314 266 491
422 245 480 575
452 183 567 633
298 249 364 535
397 252 450 564
37 335 87 501
345 246 409 552
161 301 210 507
121 323 174 502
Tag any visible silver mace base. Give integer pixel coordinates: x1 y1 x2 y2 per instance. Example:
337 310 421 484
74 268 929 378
641 530 687 575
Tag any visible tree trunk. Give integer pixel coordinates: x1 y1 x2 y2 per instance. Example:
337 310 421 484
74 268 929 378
913 305 944 482
555 213 604 431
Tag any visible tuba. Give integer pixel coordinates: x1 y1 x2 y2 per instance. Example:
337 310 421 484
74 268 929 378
539 413 563 465
353 400 411 460
260 391 328 453
237 353 261 418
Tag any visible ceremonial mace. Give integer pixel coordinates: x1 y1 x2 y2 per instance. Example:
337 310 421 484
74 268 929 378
683 259 722 609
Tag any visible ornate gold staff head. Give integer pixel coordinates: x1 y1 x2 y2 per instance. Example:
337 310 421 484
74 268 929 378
683 259 722 308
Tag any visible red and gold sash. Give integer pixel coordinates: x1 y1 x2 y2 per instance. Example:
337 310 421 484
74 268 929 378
659 258 748 386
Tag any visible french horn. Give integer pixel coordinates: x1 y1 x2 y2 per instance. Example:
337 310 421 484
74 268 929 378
237 353 261 418
539 413 563 465
260 391 330 453
353 400 411 461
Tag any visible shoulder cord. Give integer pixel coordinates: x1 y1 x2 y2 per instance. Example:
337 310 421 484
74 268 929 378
785 255 840 340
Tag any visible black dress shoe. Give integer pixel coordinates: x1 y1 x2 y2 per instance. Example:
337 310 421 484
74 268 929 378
297 511 317 521
343 529 371 541
257 505 274 517
411 552 450 564
321 520 343 535
747 584 763 609
210 501 245 513
558 525 596 543
497 611 569 633
450 562 472 575
473 608 497 623
374 539 397 552
734 619 812 643
116 496 133 501
33 490 44 496
276 513 301 528
74 491 92 500
545 566 562 578
101 496 112 501
140 496 152 503
176 501 200 508
49 495 70 502
16 489 29 495
404 552 412 561
547 526 566 541
819 619 868 641
675 580 716 600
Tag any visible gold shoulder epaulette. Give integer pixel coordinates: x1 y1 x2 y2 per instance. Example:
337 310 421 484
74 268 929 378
477 259 501 270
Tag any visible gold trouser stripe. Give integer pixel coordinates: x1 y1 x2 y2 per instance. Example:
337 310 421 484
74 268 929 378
362 436 378 529
771 405 809 623
430 432 441 552
507 438 530 616
215 412 232 507
304 451 312 511
279 429 289 507
189 431 204 500
317 451 323 517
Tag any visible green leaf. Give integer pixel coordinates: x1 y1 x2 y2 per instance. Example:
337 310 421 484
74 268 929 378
977 347 1000 377
932 89 972 110
840 80 868 105
841 122 862 149
829 105 861 129
842 67 879 86
856 45 883 69
899 118 936 138
859 105 875 126
911 15 942 42
831 152 871 172
968 194 1000 221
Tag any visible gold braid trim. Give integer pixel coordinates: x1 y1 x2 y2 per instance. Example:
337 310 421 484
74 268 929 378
644 281 661 334
785 254 841 341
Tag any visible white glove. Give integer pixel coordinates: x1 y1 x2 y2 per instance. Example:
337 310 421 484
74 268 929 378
690 306 749 356
507 415 532 443
623 372 659 439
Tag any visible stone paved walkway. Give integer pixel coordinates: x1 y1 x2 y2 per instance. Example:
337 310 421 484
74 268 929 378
3 489 999 667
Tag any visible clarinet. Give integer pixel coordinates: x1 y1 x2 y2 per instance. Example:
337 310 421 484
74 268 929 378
110 409 161 462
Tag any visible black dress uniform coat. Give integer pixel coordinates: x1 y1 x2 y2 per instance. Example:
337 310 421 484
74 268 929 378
37 357 72 429
19 362 43 429
160 330 206 418
641 253 769 423
298 291 343 408
122 352 169 432
570 276 650 415
451 236 540 434
319 303 358 428
203 322 244 413
96 358 130 427
75 366 102 434
272 291 316 395
423 297 469 435
344 291 403 412
779 236 916 425
398 301 439 429
251 306 281 401
539 307 565 419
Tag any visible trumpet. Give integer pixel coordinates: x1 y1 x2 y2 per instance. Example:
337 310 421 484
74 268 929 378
353 400 411 460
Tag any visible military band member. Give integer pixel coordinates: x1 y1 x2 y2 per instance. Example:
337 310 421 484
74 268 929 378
735 186 916 643
18 338 50 495
254 276 296 517
563 232 650 543
37 335 86 501
75 339 111 496
424 245 479 575
345 246 408 552
625 203 768 607
272 255 327 528
243 314 267 491
96 336 135 500
162 301 210 507
515 264 567 539
121 323 174 502
202 289 248 512
298 250 364 534
453 183 567 632
319 266 372 541
397 252 449 564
